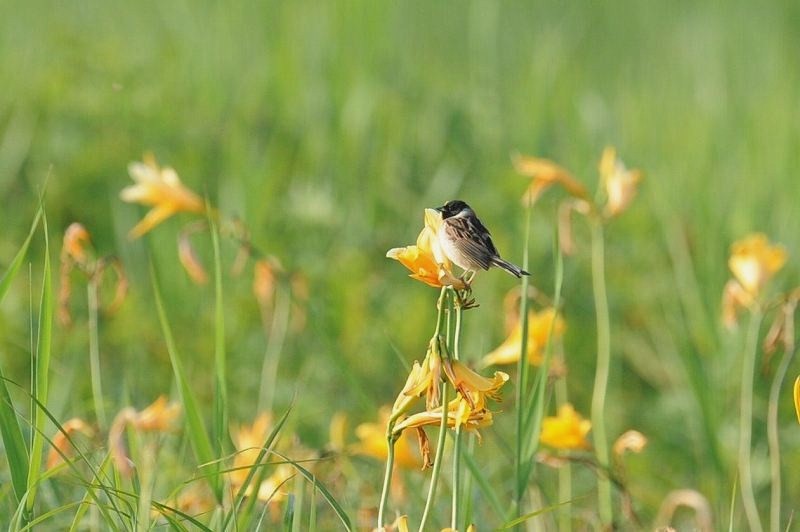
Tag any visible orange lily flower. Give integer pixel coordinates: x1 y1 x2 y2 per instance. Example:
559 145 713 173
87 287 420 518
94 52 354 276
513 154 589 206
46 418 94 470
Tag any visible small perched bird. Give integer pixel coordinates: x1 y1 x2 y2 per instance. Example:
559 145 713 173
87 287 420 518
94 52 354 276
436 200 529 279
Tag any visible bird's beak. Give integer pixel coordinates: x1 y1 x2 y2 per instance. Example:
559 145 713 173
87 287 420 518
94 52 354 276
434 205 443 212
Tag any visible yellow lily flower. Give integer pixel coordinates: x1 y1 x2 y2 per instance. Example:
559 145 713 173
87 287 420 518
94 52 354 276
599 146 642 218
728 233 787 297
393 395 495 445
229 412 300 503
540 403 591 450
513 154 589 206
794 376 800 425
481 308 565 367
441 358 509 411
351 407 423 470
387 209 466 289
120 153 205 239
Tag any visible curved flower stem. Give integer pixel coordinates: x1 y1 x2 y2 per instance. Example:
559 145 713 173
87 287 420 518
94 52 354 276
589 220 613 526
738 310 764 532
419 381 451 532
451 298 463 529
87 278 106 428
377 424 396 530
768 340 794 532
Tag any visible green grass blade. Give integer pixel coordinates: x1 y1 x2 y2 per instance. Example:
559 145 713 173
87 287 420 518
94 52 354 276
210 216 228 455
0 206 42 303
150 260 221 501
227 405 293 530
0 371 29 504
500 496 585 529
272 451 352 532
458 440 506 520
25 211 52 519
0 206 42 505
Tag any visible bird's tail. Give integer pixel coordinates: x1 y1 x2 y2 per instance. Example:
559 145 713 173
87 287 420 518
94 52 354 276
491 257 530 278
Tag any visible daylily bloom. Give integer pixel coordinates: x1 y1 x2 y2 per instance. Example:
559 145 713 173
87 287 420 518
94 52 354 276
540 403 591 450
513 154 589 206
351 407 423 470
120 153 205 239
46 418 94 470
393 338 445 413
441 358 509 412
794 376 800 425
481 308 565 367
386 209 466 289
393 395 495 466
229 412 298 503
598 147 642 217
109 396 181 476
728 233 787 297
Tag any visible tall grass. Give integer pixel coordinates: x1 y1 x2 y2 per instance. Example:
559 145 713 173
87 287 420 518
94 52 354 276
2 1 800 529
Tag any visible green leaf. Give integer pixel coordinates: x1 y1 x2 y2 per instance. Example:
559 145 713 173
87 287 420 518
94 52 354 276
210 215 228 454
25 211 53 519
150 261 221 501
272 450 353 532
0 206 41 303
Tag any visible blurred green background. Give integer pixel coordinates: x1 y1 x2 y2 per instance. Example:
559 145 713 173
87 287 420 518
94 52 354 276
2 0 799 526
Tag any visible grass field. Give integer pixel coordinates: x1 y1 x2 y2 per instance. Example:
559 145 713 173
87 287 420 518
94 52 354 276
1 1 799 530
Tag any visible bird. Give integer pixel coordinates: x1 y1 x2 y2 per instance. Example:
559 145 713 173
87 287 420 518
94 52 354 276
435 199 529 280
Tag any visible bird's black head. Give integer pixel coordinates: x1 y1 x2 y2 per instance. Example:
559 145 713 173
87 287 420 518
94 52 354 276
436 200 471 219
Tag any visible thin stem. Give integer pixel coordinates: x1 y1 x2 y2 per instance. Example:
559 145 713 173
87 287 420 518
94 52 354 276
377 423 396 530
87 279 106 428
768 341 794 532
738 310 764 532
514 202 533 515
555 374 572 532
258 285 291 413
419 381 451 532
589 220 613 526
451 299 463 529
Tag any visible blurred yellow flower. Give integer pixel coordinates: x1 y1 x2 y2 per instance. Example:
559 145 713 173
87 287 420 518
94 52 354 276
229 412 299 503
728 233 787 297
481 308 565 367
513 154 589 206
387 209 466 289
120 153 205 239
599 147 642 217
46 417 94 471
109 396 181 476
540 403 591 450
351 407 423 470
794 376 800 425
612 429 648 457
62 223 91 264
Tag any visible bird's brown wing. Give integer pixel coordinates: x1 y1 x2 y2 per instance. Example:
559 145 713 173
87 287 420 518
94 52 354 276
445 217 496 270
